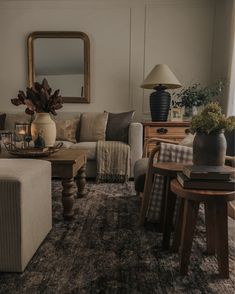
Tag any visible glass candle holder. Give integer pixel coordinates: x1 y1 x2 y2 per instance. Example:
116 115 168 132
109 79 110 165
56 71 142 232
15 122 31 148
0 131 14 151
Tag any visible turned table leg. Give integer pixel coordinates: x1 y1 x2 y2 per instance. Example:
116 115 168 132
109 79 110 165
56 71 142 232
62 178 75 220
77 164 86 198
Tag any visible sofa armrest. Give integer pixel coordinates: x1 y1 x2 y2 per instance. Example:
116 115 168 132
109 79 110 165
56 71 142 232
129 122 143 177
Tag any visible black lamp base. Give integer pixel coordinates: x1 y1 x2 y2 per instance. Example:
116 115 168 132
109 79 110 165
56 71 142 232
150 86 171 121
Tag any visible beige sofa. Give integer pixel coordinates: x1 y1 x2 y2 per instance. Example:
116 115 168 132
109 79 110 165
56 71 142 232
4 112 143 178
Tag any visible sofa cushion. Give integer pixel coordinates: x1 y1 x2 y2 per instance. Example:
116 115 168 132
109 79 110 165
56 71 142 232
54 118 79 143
106 111 135 143
70 142 96 160
0 113 6 130
53 112 81 142
79 112 108 142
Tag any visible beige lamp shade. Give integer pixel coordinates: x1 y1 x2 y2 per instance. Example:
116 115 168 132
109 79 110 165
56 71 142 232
141 64 182 89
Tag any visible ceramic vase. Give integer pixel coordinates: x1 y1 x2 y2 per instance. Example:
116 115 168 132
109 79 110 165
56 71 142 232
193 131 227 166
31 113 56 147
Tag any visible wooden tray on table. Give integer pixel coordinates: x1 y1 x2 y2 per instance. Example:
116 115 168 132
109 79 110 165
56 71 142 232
4 143 63 158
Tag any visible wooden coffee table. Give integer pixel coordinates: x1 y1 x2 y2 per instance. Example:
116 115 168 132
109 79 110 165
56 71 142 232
0 149 87 220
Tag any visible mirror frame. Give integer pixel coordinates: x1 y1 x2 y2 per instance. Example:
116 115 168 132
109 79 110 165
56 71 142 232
27 31 90 103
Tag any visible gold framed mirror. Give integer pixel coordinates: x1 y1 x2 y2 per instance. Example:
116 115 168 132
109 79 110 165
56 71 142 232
27 31 90 103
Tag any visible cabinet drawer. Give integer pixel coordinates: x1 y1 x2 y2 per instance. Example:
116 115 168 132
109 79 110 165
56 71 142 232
145 126 189 138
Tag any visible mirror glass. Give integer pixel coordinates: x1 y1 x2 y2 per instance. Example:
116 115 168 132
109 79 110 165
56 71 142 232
27 32 90 103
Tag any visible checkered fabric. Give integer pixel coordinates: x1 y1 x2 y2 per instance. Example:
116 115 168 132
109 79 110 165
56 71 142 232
147 142 193 222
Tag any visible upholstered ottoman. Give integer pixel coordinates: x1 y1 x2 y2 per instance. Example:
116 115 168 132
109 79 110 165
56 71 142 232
0 159 52 272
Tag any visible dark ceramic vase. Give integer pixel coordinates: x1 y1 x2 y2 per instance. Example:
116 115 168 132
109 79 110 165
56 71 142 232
193 131 227 166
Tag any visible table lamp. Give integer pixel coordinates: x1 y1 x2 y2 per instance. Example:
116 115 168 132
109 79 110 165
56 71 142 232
141 64 182 121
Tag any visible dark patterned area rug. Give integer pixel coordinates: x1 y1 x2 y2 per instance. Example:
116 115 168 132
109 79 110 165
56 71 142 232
0 181 235 294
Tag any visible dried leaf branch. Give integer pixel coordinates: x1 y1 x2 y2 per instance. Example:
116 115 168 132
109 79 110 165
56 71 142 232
11 78 63 115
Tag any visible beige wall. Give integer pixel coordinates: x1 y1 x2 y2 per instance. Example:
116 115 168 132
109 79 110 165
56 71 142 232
227 0 235 115
212 0 234 113
0 0 231 120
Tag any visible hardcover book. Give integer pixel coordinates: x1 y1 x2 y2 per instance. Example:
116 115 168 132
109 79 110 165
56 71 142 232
177 172 235 191
182 165 233 181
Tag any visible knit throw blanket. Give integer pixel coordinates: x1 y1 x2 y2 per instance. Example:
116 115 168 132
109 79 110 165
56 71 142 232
147 142 193 222
96 141 130 183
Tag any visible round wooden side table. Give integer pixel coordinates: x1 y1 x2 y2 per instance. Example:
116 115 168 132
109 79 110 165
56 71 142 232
170 179 235 278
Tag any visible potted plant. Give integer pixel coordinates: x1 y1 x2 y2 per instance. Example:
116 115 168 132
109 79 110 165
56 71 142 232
11 79 63 147
172 80 224 118
190 102 235 166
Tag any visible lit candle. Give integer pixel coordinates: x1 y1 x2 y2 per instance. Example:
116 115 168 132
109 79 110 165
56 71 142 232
18 130 26 135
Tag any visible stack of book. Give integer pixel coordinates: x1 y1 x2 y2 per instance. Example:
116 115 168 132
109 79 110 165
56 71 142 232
177 165 235 190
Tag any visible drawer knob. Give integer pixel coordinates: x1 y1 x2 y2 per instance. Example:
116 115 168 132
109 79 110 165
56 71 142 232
156 128 168 134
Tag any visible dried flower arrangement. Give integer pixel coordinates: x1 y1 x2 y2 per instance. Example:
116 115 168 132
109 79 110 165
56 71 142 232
190 102 235 134
11 79 63 115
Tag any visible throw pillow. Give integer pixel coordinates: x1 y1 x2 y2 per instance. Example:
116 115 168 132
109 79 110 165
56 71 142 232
79 112 108 142
55 118 80 143
0 113 6 130
105 111 135 143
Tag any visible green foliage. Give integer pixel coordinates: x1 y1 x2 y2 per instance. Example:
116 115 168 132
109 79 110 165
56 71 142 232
190 102 235 134
172 80 225 108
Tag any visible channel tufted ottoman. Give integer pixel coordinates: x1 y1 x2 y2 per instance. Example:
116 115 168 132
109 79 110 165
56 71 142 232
0 159 52 272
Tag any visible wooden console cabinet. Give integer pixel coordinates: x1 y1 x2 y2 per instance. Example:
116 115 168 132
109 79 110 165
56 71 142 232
143 121 190 156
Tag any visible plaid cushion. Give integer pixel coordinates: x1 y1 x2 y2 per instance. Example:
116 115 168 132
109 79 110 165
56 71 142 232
147 143 193 222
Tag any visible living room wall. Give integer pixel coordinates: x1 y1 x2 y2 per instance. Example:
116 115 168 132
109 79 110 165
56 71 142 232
212 0 234 113
0 0 232 120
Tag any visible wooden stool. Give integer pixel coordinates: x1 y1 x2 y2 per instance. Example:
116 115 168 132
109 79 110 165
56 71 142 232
170 179 235 278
